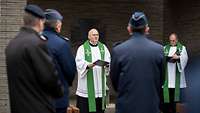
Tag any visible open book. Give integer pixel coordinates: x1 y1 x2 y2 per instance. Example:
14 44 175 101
93 60 109 67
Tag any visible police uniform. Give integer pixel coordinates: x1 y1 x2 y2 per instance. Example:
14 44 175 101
5 5 64 113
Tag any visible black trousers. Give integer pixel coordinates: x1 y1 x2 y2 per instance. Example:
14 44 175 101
162 88 176 113
76 96 104 113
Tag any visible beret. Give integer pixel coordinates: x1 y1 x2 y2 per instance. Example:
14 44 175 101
129 12 148 29
24 4 45 19
45 9 63 21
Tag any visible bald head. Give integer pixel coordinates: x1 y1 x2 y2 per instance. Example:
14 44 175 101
169 33 178 46
88 29 99 45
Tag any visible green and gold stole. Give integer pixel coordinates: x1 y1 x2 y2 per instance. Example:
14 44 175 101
83 40 106 112
163 42 183 103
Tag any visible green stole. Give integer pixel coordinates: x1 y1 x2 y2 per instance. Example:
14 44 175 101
163 42 183 103
83 41 106 112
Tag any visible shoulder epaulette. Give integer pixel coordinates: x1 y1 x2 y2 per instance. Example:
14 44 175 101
40 35 47 41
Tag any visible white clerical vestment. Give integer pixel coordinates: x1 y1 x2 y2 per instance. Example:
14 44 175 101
75 44 111 98
166 46 188 88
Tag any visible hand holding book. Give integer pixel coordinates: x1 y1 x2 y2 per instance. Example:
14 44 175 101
93 60 109 67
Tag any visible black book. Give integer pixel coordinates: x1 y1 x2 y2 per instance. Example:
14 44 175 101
166 56 180 63
93 60 109 67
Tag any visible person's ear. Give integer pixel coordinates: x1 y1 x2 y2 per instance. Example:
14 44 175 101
39 19 44 32
145 26 150 35
127 25 132 35
55 23 59 32
88 34 90 40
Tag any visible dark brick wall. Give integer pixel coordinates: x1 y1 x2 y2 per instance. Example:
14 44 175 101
28 0 164 97
164 0 200 56
28 0 164 49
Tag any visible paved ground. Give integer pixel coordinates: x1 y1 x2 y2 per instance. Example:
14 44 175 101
69 99 115 113
105 104 115 113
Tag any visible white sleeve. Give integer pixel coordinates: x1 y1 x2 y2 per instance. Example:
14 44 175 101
75 45 89 78
104 45 111 63
104 45 111 76
177 46 188 72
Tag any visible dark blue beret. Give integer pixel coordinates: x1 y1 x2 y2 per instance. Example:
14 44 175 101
129 12 148 29
45 9 63 21
24 4 45 19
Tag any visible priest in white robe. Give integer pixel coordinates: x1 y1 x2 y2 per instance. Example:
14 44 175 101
75 28 110 113
162 33 188 113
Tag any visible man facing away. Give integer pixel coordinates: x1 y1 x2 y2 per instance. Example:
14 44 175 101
110 12 164 113
75 28 111 113
5 4 64 113
43 9 77 113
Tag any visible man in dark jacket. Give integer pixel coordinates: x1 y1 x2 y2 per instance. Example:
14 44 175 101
186 55 200 113
43 9 77 113
5 4 64 113
110 12 164 113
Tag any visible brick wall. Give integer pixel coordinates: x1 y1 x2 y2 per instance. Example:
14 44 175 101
0 0 26 113
177 0 200 56
164 0 200 56
28 0 164 97
28 0 164 48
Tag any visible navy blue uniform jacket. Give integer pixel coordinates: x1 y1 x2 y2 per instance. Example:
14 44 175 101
43 28 76 108
110 33 164 113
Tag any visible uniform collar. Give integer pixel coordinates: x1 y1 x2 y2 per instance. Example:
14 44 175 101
44 27 58 34
43 27 59 38
132 32 145 37
130 32 146 39
21 26 47 41
21 26 41 37
43 27 68 41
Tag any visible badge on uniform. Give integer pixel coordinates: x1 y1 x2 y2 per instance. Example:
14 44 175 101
40 35 47 41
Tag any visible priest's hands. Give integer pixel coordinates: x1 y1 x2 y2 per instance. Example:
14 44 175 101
87 63 109 69
87 63 95 69
172 54 180 60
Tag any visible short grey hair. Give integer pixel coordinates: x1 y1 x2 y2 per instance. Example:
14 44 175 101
44 19 60 29
23 12 39 26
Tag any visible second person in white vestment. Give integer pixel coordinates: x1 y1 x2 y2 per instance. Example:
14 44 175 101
162 33 188 113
